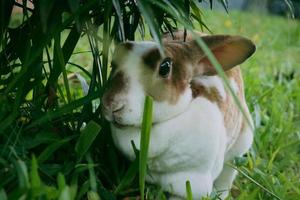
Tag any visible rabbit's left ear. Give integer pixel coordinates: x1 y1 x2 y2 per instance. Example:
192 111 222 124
189 35 256 76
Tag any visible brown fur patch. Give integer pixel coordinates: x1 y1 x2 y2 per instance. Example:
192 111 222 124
190 66 247 141
142 48 161 70
190 81 223 106
103 71 128 108
140 42 192 104
121 42 134 51
165 43 191 96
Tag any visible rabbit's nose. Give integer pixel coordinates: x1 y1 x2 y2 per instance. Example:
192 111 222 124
102 98 125 122
112 104 125 115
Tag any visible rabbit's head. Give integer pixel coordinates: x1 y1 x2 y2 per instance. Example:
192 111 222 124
102 32 255 127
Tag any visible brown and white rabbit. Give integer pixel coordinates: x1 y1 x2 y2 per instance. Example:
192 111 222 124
102 30 255 199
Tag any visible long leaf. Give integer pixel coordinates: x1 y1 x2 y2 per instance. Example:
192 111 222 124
218 0 229 13
114 158 139 194
284 0 295 18
14 159 30 189
139 96 153 200
30 155 41 188
38 136 75 163
227 163 282 200
0 189 7 200
54 34 72 104
48 26 81 85
185 180 193 200
0 0 14 41
102 1 113 83
137 0 164 55
112 0 125 42
86 154 97 193
75 120 101 158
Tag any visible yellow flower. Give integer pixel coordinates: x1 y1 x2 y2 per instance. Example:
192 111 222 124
224 19 232 28
253 34 260 42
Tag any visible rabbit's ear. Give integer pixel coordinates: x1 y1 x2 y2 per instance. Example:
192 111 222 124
189 35 255 76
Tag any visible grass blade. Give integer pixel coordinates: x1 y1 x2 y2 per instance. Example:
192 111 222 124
38 136 76 163
75 120 101 158
218 0 229 13
137 0 164 55
139 96 153 200
57 173 66 192
54 34 72 104
186 180 193 200
57 173 75 200
0 0 14 40
30 155 41 188
14 159 30 189
284 0 295 18
102 1 113 83
86 153 98 193
0 189 7 200
114 158 139 194
227 163 282 200
87 191 100 200
190 1 211 32
112 0 125 42
48 26 81 87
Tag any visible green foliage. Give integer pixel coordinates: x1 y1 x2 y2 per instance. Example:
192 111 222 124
186 181 193 200
139 96 153 200
75 120 101 159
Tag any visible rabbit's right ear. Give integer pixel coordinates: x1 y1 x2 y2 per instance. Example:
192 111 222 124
189 35 256 76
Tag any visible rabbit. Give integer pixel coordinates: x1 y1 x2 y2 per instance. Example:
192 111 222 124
102 30 255 199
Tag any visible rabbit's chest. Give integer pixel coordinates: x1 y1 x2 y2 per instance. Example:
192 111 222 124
149 100 226 172
146 133 222 173
111 97 227 173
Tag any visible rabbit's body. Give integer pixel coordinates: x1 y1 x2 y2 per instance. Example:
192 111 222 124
110 69 253 198
102 31 255 199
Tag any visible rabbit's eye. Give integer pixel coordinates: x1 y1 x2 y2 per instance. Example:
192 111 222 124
159 57 172 78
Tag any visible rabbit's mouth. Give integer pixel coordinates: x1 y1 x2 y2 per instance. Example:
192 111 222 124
112 116 168 130
111 117 140 128
112 117 157 129
112 120 129 129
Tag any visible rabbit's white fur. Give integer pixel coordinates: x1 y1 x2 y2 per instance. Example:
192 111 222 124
102 31 255 199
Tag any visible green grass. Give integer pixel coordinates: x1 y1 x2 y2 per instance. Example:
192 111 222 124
2 9 300 200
